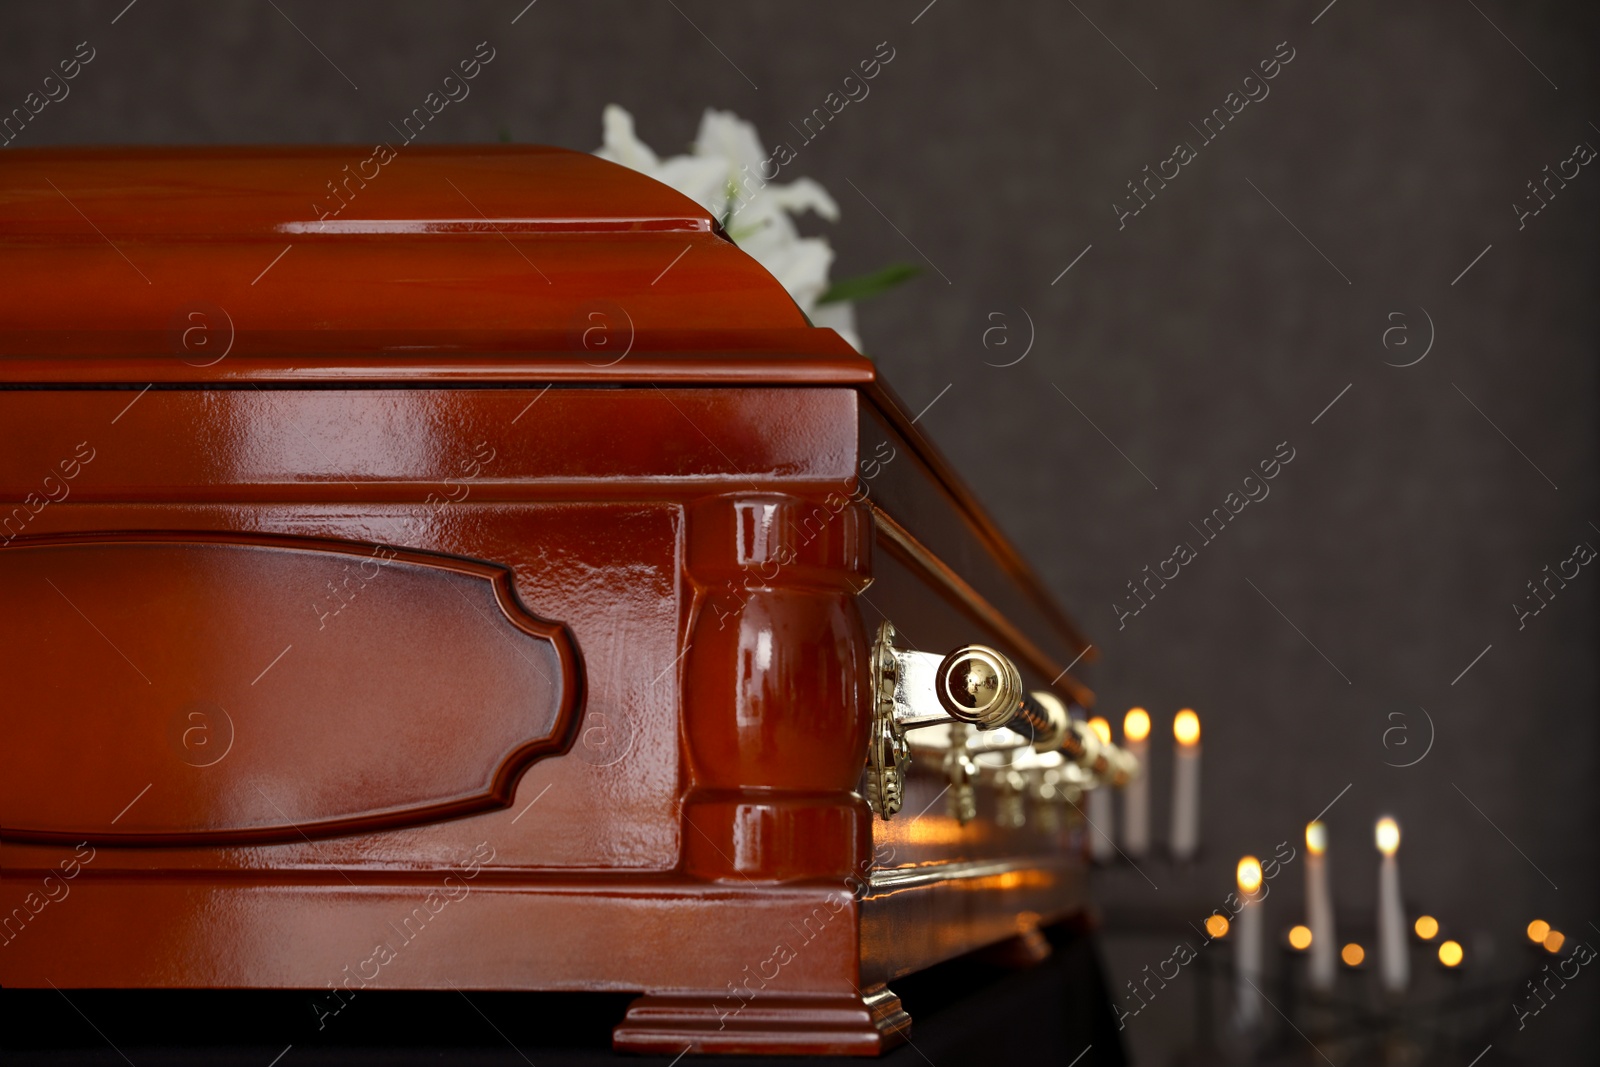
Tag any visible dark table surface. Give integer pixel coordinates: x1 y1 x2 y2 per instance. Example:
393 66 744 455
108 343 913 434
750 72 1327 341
3 925 1129 1067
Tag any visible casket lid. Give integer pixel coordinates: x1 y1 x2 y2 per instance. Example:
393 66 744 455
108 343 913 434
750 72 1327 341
0 144 1091 670
0 144 862 382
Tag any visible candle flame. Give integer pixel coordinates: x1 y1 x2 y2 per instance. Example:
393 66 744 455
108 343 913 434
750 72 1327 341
1204 913 1229 938
1527 919 1550 943
1341 943 1365 967
1236 855 1263 894
1288 925 1313 950
1414 915 1439 940
1306 820 1327 855
1438 940 1463 967
1124 707 1150 742
1375 816 1400 856
1544 930 1566 954
1087 716 1112 745
1174 708 1200 747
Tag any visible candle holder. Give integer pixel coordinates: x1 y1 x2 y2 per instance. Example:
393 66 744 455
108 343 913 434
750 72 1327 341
1099 888 1555 1066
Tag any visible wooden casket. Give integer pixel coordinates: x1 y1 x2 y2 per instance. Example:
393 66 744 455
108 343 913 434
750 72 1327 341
0 146 1125 1056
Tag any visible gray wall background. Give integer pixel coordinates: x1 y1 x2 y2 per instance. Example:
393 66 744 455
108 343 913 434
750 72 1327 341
4 2 1596 1063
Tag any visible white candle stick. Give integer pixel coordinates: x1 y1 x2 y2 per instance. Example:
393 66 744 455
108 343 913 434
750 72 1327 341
1170 709 1201 861
1375 816 1408 994
1086 716 1116 863
1121 708 1150 857
1305 820 1337 993
1234 855 1264 1031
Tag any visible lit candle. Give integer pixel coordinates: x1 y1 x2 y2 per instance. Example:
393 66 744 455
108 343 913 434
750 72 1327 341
1086 716 1116 863
1375 816 1408 994
1121 707 1151 857
1170 709 1201 861
1234 855 1264 1031
1305 820 1336 993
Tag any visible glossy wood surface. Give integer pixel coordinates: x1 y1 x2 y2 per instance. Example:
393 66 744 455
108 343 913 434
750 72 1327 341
0 146 803 355
0 146 1096 1057
0 533 578 846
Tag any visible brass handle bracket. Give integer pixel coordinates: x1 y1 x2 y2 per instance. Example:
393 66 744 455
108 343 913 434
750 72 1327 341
864 620 1140 824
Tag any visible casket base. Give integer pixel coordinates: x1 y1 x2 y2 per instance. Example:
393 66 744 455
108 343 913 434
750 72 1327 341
612 984 910 1057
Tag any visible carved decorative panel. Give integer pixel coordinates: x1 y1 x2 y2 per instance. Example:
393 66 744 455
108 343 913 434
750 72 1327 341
0 534 580 845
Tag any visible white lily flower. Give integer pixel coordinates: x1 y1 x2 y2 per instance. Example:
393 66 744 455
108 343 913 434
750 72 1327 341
691 108 768 202
740 225 834 312
755 176 839 222
595 104 862 352
595 104 728 219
